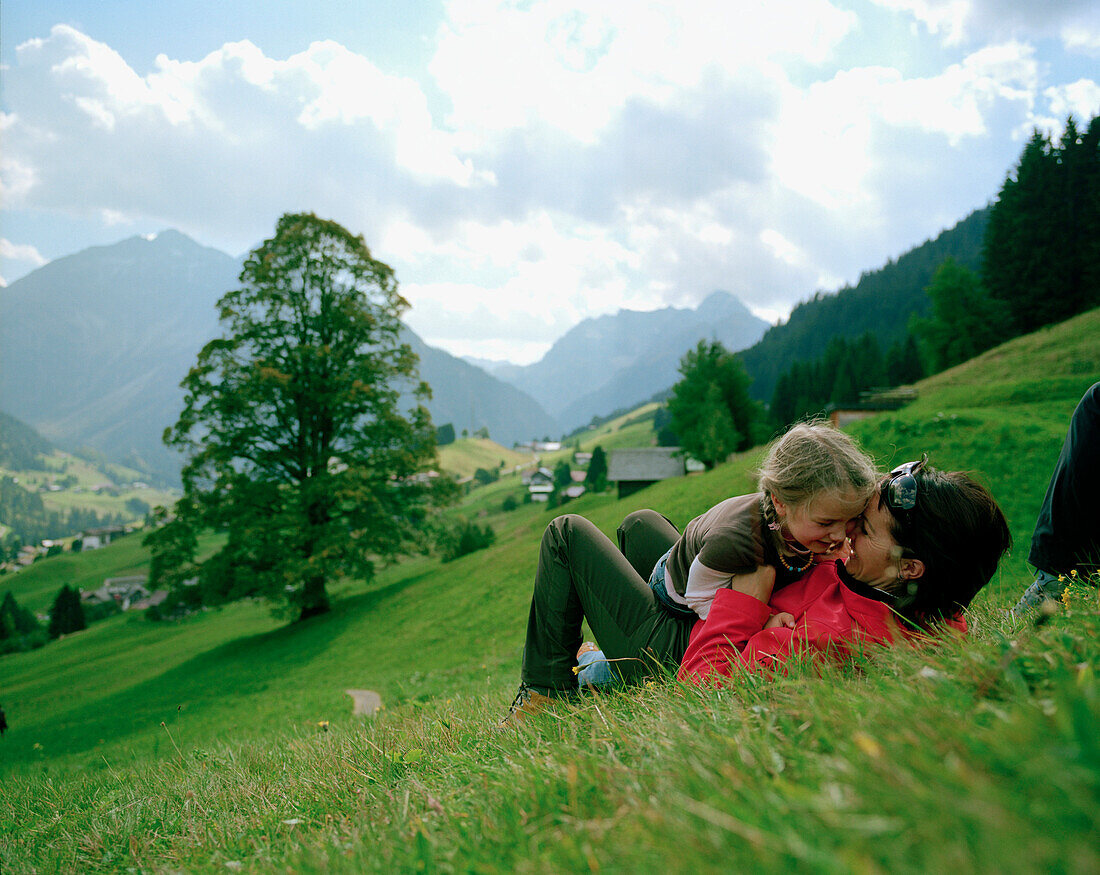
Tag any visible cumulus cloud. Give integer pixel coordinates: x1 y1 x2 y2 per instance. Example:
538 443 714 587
0 238 48 286
2 3 1092 362
2 25 483 255
871 0 1100 51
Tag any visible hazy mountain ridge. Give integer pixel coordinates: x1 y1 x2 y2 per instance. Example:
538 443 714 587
497 290 769 428
0 231 239 482
0 232 557 482
400 330 560 445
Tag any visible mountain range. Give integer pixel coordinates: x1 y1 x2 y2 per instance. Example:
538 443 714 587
0 207 987 484
487 292 768 430
0 232 565 482
0 231 767 482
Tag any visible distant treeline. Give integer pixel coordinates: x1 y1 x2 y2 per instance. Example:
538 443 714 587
770 332 923 428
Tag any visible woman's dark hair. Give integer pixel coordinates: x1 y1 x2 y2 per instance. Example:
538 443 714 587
882 467 1011 622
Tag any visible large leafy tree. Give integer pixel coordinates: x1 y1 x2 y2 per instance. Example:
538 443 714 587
668 340 760 469
159 213 450 620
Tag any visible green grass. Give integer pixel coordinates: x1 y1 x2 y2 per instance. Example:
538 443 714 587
1 310 1098 873
436 438 533 479
0 532 224 615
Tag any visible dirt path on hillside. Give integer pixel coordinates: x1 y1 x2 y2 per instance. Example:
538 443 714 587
345 689 383 716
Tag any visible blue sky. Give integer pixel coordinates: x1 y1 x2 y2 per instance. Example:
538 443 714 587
2 0 1098 363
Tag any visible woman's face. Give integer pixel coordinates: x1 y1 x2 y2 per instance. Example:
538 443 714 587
844 500 904 588
781 492 866 555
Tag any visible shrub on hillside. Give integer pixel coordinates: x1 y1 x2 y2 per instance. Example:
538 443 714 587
0 591 46 655
438 517 495 562
474 467 499 486
83 598 121 624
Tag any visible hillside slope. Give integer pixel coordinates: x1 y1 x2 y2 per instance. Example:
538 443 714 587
0 232 236 483
1 307 1096 765
0 310 1097 872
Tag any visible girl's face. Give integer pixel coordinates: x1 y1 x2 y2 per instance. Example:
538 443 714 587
844 500 903 588
777 492 866 555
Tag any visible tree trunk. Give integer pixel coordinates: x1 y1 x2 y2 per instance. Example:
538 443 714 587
298 573 330 621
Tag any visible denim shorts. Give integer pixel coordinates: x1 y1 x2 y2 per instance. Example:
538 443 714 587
648 547 697 617
577 647 618 687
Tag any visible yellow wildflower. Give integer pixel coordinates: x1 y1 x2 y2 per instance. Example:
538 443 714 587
852 731 883 759
318 720 329 731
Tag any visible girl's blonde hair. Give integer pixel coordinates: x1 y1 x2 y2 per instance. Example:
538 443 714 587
758 420 877 509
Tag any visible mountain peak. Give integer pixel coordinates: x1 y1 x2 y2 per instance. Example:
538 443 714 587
697 290 750 318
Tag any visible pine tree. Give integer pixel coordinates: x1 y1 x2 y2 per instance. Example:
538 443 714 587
984 116 1100 332
886 332 924 386
47 585 85 639
983 129 1055 333
585 446 608 491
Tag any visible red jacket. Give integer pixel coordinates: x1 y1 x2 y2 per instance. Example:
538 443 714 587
678 561 965 682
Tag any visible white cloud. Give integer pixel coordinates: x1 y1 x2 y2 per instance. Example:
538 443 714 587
772 41 1037 223
870 0 1100 51
0 238 47 265
1043 78 1100 123
396 210 645 360
2 24 481 252
431 0 855 144
0 238 49 285
1062 25 1100 55
3 5 1092 365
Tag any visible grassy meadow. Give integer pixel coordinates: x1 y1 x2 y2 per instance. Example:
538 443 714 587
0 450 179 532
0 309 1098 872
435 438 533 480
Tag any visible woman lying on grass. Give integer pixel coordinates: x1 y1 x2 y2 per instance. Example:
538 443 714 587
503 457 1011 723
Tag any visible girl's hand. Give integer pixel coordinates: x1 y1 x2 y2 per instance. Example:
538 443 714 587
764 611 796 630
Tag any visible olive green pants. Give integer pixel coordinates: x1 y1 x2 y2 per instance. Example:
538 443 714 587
520 511 695 694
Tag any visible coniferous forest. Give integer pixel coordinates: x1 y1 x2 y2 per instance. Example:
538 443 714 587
764 114 1099 430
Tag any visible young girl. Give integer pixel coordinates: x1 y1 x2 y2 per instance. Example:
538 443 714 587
647 421 877 620
505 423 878 717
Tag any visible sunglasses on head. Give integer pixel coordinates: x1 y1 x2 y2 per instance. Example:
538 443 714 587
883 455 927 516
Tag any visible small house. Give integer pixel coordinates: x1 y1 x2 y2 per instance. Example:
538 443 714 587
527 467 555 502
80 524 129 551
81 575 151 611
607 448 686 499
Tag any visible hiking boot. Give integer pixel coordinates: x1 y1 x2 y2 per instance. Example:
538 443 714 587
1011 570 1067 616
499 682 562 728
